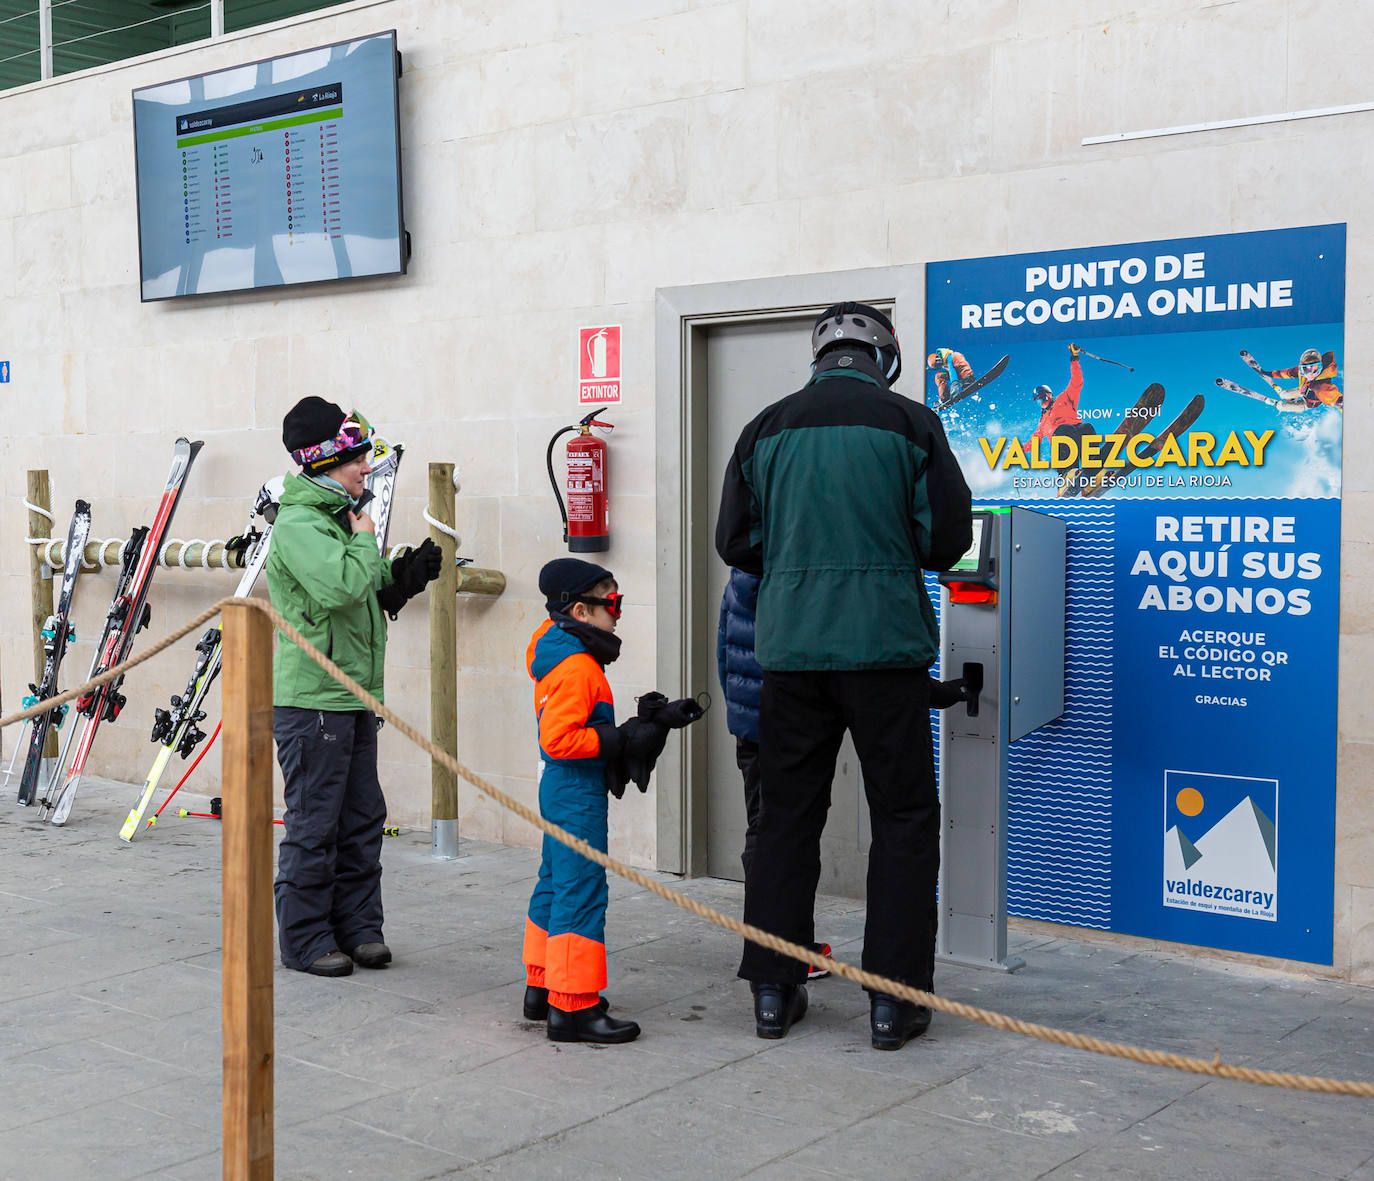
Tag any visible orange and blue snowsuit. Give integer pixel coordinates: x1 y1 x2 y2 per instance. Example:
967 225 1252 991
928 347 975 403
523 618 615 1011
1267 352 1343 410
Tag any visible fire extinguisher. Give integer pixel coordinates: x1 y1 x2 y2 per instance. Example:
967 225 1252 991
546 408 613 553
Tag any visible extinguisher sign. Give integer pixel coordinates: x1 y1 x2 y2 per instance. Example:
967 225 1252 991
579 325 621 404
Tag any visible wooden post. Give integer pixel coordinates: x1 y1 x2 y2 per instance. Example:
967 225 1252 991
26 471 57 758
221 601 274 1180
454 566 507 596
429 463 459 859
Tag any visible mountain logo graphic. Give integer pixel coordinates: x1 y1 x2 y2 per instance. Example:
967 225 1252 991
1162 770 1278 922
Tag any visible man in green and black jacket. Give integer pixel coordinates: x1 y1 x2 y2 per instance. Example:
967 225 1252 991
269 397 440 977
715 302 972 1049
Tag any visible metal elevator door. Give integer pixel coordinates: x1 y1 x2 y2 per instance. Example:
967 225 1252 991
698 317 871 897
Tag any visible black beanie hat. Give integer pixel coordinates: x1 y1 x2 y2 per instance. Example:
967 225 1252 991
282 397 371 472
539 558 614 613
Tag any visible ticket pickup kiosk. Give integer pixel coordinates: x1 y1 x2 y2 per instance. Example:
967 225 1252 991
936 506 1066 971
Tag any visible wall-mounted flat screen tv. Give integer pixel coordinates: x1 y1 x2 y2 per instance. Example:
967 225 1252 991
133 30 406 301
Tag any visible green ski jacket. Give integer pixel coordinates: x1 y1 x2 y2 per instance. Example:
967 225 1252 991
266 472 395 710
715 352 973 672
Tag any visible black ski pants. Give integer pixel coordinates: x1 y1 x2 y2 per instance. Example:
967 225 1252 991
274 707 386 970
739 669 940 992
737 737 762 882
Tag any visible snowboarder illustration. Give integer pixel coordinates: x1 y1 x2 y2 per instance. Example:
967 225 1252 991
1215 347 1342 414
927 347 974 404
926 347 1009 411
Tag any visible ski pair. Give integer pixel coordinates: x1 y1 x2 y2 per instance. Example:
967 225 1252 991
14 501 92 805
1058 384 1165 499
123 438 405 839
38 439 204 826
1080 394 1206 498
118 479 281 841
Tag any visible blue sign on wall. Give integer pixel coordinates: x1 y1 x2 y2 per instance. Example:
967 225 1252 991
926 224 1344 964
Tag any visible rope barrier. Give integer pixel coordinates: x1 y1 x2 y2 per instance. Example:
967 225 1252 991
2 594 1372 1098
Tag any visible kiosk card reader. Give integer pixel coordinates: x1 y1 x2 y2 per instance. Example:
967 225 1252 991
936 506 1066 971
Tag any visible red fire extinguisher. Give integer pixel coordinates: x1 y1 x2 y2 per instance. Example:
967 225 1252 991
546 408 613 552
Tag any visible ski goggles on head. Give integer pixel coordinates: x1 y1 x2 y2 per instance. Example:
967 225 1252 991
291 410 375 470
1300 362 1322 377
578 592 624 620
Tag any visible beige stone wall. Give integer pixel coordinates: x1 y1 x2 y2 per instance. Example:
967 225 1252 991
1 0 1370 976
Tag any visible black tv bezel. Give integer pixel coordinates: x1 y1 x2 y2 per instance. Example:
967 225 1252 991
132 28 407 304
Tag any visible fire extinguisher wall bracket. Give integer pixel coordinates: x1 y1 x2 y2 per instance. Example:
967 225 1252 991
546 408 612 553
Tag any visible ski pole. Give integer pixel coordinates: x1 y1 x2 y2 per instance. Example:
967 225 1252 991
148 720 221 827
177 809 284 826
1077 348 1134 372
2 720 30 785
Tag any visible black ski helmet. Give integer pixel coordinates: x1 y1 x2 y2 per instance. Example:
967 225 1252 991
1033 383 1054 405
812 302 901 382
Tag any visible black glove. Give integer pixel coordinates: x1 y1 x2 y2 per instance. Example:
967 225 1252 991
377 538 444 620
593 723 629 799
620 717 669 793
928 676 969 710
394 538 444 594
636 691 708 729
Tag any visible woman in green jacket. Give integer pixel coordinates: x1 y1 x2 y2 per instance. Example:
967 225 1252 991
269 397 440 977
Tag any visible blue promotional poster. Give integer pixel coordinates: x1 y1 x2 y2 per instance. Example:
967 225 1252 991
925 224 1344 964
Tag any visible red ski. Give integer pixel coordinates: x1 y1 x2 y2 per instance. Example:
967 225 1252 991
43 438 204 825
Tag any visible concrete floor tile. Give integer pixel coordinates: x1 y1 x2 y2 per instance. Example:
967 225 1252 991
535 1089 824 1181
1129 1080 1374 1178
94 1003 319 1074
668 1049 925 1131
1039 1125 1342 1180
128 1051 407 1134
159 1112 472 1181
272 963 451 1036
72 959 222 1020
283 1012 526 1092
459 1137 658 1178
0 988 148 1063
340 1072 608 1159
0 1098 217 1180
783 1107 1082 1179
905 1053 1204 1143
0 1038 195 1133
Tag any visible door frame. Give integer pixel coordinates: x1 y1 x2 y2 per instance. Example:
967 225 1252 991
653 264 925 875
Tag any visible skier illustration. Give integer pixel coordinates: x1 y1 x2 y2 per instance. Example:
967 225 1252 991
1255 347 1342 412
927 347 974 404
1032 342 1092 449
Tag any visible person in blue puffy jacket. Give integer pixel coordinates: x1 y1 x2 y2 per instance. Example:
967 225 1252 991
718 567 832 979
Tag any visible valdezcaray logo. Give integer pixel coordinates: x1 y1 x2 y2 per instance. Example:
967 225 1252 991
1163 770 1277 922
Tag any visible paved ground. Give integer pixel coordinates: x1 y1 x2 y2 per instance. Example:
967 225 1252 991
2 777 1374 1180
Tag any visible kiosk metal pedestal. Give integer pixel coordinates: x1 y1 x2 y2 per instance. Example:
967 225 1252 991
936 506 1066 972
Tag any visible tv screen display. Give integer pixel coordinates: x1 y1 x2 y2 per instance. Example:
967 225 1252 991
132 30 406 301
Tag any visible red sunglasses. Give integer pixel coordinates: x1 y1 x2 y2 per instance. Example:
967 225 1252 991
580 592 624 619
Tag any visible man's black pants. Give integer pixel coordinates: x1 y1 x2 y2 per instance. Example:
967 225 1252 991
737 737 762 882
738 669 939 991
274 707 386 970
